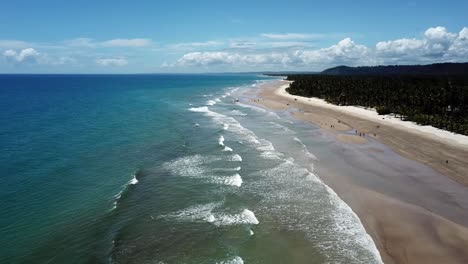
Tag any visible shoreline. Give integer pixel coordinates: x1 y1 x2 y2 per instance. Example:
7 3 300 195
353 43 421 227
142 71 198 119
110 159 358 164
252 79 468 264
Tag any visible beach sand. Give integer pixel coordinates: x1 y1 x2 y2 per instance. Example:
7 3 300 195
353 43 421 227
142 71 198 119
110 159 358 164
253 80 468 264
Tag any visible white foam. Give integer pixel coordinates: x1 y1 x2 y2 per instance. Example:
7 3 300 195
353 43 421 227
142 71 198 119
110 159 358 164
163 155 209 178
161 203 259 227
218 135 225 146
249 229 254 236
226 173 243 187
230 154 242 162
269 121 295 134
212 173 243 187
217 256 244 264
223 146 233 152
237 102 267 112
189 106 260 145
214 209 259 226
230 110 248 116
293 137 318 161
206 99 217 106
213 166 241 172
160 202 222 223
223 123 229 130
252 160 382 263
257 139 283 160
129 174 138 185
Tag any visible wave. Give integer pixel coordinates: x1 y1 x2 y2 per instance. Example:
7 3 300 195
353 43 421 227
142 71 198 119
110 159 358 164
293 137 318 161
129 174 138 185
218 135 225 146
230 154 242 162
188 106 284 161
223 146 233 152
110 171 141 210
206 100 217 106
229 110 247 116
164 155 242 187
159 202 259 226
218 135 233 151
236 102 267 113
223 123 229 130
190 106 259 144
211 173 243 187
217 256 244 264
213 209 259 226
251 161 382 263
213 166 241 172
269 121 295 134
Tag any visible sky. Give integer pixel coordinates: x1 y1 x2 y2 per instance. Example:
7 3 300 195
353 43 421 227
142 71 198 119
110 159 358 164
0 0 467 73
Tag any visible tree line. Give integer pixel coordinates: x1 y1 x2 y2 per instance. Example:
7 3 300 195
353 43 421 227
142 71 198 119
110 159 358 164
285 74 468 135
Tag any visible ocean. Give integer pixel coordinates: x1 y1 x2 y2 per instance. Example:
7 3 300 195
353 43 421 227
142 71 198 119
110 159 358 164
0 74 382 263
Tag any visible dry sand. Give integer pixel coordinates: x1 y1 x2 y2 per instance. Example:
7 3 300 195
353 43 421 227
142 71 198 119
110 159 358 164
253 80 468 264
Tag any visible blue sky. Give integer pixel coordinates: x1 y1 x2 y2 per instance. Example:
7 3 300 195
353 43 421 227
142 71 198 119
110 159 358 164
0 0 467 73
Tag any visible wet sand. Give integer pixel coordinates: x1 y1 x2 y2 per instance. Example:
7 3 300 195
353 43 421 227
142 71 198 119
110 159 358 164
252 80 468 264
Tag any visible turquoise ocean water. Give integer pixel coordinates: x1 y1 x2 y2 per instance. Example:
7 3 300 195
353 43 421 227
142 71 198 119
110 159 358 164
0 74 382 263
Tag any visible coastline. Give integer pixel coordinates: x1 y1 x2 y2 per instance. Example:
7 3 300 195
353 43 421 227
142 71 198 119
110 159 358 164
252 79 468 264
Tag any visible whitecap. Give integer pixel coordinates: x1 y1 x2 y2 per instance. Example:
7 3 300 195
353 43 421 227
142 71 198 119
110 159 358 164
214 209 259 226
230 154 242 162
223 146 233 152
218 135 225 146
129 174 138 185
211 173 243 187
217 256 244 264
206 100 217 106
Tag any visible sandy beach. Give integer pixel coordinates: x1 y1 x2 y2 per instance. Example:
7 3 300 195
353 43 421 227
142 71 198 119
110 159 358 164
253 80 468 264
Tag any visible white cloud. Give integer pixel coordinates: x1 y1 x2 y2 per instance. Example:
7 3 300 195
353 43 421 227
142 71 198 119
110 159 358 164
375 26 468 62
175 51 291 67
296 38 372 65
174 38 371 68
3 48 41 62
101 38 152 47
95 58 128 66
0 40 29 49
168 41 223 51
261 33 317 40
65 38 152 48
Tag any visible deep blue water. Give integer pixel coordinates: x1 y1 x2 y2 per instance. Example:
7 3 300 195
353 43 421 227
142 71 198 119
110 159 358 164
0 74 382 264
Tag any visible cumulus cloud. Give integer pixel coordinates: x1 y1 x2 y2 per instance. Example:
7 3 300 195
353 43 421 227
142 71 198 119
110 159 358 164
175 51 291 67
171 26 468 70
174 38 371 68
95 58 128 66
376 26 468 62
3 48 41 62
295 38 372 65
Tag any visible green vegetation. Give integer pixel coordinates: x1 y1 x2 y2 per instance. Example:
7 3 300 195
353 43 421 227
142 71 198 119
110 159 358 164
286 74 468 135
